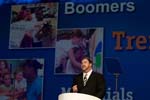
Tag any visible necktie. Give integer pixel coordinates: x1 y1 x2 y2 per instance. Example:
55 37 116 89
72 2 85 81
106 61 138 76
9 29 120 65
83 74 87 86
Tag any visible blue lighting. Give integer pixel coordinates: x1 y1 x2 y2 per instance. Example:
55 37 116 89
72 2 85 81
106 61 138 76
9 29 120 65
0 0 3 5
59 0 97 3
0 0 99 5
0 0 41 5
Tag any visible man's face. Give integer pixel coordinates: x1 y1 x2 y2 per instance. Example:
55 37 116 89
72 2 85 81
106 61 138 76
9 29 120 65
81 58 92 73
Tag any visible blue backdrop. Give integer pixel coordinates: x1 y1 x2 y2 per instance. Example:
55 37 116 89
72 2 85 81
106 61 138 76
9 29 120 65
0 0 150 100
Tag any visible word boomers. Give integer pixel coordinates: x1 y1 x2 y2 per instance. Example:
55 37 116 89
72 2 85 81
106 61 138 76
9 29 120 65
65 2 135 14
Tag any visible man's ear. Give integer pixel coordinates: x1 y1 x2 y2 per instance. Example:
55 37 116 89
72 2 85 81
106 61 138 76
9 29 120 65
90 63 92 67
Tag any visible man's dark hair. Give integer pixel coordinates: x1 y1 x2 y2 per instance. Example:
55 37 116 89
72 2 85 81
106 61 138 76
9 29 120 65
81 56 93 64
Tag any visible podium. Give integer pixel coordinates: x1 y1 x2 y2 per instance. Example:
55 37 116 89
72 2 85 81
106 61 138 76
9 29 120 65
58 93 101 100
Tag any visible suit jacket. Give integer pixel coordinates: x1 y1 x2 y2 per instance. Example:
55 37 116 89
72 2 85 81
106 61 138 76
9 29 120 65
71 71 106 99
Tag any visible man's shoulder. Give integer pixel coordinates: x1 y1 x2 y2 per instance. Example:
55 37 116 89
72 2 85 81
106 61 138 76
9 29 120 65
75 71 103 76
92 71 104 77
77 72 83 77
74 72 82 79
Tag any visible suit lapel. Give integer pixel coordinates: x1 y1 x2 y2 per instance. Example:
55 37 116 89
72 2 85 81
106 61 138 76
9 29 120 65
79 73 84 87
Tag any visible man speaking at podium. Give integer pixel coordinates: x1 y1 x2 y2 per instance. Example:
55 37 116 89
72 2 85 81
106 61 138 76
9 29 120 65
71 57 106 99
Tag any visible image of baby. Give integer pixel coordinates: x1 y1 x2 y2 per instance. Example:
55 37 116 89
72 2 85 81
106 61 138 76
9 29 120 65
14 70 27 100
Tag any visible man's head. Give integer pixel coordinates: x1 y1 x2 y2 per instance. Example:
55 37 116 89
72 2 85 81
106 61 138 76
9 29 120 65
81 57 93 73
71 29 83 45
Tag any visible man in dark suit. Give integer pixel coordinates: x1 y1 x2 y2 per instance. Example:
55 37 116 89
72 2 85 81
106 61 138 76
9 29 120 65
71 56 106 99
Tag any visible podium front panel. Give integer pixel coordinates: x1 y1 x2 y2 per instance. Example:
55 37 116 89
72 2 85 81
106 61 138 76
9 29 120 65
58 93 101 100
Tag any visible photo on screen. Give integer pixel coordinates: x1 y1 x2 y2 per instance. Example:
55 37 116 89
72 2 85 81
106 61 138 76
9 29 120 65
9 3 58 49
0 58 44 100
54 27 104 74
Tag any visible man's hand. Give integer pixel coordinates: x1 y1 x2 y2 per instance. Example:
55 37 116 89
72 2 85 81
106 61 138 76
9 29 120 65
72 85 78 92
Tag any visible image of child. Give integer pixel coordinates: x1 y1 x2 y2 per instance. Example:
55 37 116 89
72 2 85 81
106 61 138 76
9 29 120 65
14 69 27 100
0 73 13 100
